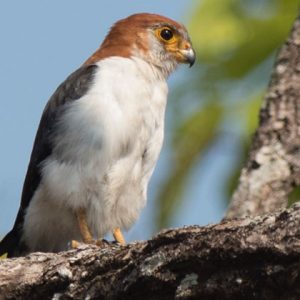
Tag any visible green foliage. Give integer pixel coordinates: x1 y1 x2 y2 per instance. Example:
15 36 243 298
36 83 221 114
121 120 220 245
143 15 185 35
157 102 223 227
156 0 299 229
191 0 298 78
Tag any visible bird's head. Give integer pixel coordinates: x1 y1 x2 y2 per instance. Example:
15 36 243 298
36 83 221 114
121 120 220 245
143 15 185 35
85 13 195 77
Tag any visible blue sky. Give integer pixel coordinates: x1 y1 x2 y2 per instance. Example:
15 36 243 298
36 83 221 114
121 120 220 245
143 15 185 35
0 1 228 242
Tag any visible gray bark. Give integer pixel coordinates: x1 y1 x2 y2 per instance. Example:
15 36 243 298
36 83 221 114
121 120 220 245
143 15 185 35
227 17 300 218
1 204 300 300
1 12 300 300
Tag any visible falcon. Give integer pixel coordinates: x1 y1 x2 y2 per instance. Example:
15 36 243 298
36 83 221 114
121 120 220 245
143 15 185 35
0 13 195 257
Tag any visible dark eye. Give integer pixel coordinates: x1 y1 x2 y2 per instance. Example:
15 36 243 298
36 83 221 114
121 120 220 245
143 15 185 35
160 28 173 41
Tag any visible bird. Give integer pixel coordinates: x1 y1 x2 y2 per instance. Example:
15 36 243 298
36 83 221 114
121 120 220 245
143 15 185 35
0 13 195 257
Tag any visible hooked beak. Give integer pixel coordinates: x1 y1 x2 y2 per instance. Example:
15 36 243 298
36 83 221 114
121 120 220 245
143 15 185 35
180 47 196 67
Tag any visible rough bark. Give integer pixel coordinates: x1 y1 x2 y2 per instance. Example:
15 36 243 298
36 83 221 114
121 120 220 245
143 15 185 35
1 204 300 300
227 16 300 218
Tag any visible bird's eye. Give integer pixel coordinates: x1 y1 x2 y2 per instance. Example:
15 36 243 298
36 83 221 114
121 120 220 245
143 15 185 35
160 28 173 41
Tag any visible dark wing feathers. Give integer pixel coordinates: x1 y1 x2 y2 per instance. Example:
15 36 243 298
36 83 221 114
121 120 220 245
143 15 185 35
0 64 98 257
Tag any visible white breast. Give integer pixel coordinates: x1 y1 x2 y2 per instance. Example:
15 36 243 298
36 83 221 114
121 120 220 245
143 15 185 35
22 57 168 252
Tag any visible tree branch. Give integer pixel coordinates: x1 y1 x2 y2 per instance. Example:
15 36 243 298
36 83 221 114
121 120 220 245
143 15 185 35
227 16 300 218
1 204 300 300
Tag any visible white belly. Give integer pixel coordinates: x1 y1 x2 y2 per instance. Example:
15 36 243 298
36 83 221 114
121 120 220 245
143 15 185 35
22 57 167 252
23 143 160 252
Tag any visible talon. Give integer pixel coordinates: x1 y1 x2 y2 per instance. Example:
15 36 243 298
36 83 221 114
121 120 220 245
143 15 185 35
71 238 109 249
95 239 110 247
71 240 81 249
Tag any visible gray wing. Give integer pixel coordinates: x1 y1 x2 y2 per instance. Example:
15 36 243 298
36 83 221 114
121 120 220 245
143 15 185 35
0 64 98 257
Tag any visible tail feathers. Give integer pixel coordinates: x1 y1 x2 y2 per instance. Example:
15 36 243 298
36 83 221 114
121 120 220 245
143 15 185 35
0 230 21 258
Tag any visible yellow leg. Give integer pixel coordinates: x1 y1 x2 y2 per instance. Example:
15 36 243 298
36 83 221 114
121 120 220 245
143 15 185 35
71 208 93 248
113 227 126 245
71 209 125 248
77 207 93 243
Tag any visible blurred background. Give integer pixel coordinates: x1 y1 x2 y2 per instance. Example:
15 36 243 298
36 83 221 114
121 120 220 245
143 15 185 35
0 0 298 242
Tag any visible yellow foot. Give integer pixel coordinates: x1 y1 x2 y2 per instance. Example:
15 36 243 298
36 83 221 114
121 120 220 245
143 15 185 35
113 227 126 246
71 240 81 249
71 239 109 249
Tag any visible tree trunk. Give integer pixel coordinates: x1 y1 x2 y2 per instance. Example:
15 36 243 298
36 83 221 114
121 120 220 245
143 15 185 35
2 12 300 300
227 16 300 218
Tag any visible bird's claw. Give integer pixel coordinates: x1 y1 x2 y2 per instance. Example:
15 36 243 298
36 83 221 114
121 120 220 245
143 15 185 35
94 239 110 247
70 238 110 249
